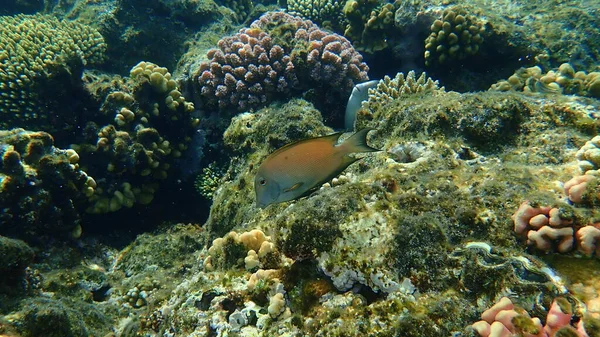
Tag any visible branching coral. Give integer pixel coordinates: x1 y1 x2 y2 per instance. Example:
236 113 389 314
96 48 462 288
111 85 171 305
194 11 369 116
361 71 444 115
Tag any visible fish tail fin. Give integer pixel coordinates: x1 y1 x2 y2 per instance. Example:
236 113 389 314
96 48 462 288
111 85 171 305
342 128 380 153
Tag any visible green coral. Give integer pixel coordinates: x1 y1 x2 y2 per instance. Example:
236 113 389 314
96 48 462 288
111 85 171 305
195 162 225 200
286 0 346 32
424 6 486 66
0 14 106 131
72 62 199 213
343 0 395 53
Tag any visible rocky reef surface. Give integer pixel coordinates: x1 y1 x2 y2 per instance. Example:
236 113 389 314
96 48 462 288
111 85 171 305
1 0 600 336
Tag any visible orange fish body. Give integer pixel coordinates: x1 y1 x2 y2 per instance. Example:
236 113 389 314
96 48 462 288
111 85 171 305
254 128 379 208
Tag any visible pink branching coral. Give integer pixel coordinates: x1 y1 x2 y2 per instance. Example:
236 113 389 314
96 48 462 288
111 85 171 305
197 11 369 114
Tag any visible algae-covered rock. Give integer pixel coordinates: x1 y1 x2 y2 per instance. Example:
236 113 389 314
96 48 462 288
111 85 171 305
0 129 95 240
0 236 34 272
205 98 332 237
18 297 109 337
0 236 34 294
161 88 598 335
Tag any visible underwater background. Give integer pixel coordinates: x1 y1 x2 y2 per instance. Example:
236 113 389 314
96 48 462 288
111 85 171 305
1 0 600 336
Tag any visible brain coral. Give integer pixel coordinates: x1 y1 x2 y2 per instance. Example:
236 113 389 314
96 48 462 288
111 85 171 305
195 11 369 117
0 14 106 132
0 128 95 240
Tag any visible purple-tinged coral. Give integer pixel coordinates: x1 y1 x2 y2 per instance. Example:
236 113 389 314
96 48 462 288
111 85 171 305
196 11 369 115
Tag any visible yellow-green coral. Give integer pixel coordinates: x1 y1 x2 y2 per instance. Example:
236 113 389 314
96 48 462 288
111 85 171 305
287 0 346 32
490 63 600 99
194 162 225 200
73 62 199 214
0 14 106 129
343 0 395 53
424 6 486 66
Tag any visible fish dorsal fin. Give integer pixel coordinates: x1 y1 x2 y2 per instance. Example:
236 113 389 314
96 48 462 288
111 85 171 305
268 132 344 157
283 182 304 193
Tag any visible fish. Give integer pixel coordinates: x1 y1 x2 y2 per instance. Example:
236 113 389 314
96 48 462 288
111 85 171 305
345 80 379 131
254 128 380 208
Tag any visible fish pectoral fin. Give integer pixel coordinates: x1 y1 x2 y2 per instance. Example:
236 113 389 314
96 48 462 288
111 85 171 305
283 182 304 193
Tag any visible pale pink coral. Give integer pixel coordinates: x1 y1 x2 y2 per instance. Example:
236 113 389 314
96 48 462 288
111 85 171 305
527 226 574 253
576 224 600 256
512 202 574 252
472 297 589 337
472 297 544 337
512 201 552 234
196 12 368 114
564 175 596 203
544 299 573 336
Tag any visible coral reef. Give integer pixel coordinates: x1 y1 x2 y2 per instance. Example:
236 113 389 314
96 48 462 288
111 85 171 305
0 14 106 132
72 62 199 213
193 11 369 118
48 0 226 74
3 2 600 337
424 6 487 67
0 129 95 240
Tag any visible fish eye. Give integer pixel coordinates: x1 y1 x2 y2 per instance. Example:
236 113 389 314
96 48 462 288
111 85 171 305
259 178 266 186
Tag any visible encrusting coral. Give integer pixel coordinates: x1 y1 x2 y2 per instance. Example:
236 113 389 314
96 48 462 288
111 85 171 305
490 63 600 99
72 61 199 213
0 14 106 132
